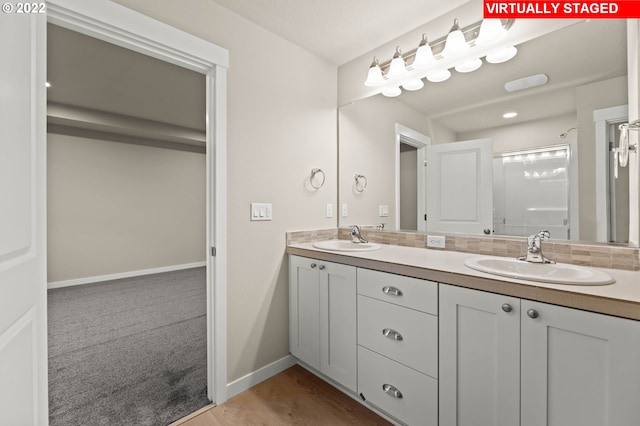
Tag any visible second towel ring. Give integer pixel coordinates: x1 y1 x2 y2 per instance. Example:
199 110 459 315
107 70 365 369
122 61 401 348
354 174 367 193
310 168 325 189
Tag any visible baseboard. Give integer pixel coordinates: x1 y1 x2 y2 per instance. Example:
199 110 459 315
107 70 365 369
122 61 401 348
226 355 297 399
47 261 206 289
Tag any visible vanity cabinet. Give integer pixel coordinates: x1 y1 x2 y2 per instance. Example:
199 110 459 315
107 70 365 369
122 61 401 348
289 255 357 392
440 284 640 426
357 268 439 426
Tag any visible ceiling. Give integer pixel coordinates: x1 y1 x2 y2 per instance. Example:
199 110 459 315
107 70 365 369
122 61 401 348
47 4 627 138
399 19 627 133
208 0 470 66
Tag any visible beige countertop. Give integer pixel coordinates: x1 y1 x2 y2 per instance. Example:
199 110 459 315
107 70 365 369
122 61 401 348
287 242 640 321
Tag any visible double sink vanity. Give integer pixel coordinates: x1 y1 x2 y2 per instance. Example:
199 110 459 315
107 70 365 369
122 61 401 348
287 232 640 426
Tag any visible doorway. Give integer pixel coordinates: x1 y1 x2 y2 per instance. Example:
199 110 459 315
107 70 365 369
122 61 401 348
46 0 229 409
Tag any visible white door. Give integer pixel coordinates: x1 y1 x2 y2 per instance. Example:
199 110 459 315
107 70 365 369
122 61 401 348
289 256 321 370
320 262 356 392
0 12 48 426
426 139 493 234
521 301 640 426
439 285 520 426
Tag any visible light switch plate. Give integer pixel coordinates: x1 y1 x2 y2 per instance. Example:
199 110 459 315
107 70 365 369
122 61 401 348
250 203 272 221
379 205 389 217
342 204 348 218
326 203 333 218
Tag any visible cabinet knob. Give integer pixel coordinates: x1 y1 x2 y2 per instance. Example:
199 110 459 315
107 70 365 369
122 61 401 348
310 263 317 269
382 384 403 399
318 265 325 270
382 286 403 297
527 309 539 319
502 303 513 313
382 328 404 341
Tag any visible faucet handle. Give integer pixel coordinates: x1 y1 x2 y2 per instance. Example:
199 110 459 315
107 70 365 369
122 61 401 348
536 230 551 240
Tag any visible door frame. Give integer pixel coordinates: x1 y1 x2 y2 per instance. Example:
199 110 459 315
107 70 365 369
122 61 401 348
47 0 229 404
395 124 430 232
594 104 628 243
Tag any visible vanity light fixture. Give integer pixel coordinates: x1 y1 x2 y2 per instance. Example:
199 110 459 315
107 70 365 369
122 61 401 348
476 19 508 45
365 18 515 97
455 58 482 73
503 112 518 118
412 34 436 69
426 69 452 83
388 47 408 78
441 19 468 58
364 57 384 86
45 82 52 88
486 46 518 64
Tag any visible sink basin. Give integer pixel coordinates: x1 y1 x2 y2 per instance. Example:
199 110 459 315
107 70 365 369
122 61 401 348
312 240 381 252
464 256 615 285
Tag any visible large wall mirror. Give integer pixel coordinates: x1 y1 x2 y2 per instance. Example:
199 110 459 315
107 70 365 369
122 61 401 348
339 19 633 245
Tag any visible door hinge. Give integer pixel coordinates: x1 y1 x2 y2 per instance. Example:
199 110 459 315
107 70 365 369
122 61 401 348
211 246 217 257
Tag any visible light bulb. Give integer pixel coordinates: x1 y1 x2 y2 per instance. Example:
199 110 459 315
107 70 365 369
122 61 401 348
476 19 507 46
486 46 518 64
426 69 451 83
455 58 482 73
441 19 469 58
402 79 424 91
388 47 407 78
381 86 402 97
364 57 384 86
412 34 435 69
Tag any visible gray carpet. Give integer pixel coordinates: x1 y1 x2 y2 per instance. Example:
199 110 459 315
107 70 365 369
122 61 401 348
48 267 209 426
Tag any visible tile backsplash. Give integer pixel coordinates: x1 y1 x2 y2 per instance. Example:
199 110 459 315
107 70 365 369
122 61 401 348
286 228 640 271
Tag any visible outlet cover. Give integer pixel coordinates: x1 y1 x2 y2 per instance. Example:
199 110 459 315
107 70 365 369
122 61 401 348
326 203 333 218
427 235 446 248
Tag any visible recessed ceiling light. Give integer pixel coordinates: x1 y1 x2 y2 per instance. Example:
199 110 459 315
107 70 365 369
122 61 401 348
503 112 518 118
504 73 548 92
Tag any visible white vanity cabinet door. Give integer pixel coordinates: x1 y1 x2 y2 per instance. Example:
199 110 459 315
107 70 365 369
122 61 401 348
319 260 357 392
290 255 321 370
358 346 438 426
289 255 357 392
521 300 640 426
358 295 438 378
439 284 521 426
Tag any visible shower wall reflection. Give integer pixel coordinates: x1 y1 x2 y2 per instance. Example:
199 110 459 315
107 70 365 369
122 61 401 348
493 146 570 239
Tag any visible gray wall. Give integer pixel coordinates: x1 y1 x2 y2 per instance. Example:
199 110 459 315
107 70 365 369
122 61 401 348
47 133 206 282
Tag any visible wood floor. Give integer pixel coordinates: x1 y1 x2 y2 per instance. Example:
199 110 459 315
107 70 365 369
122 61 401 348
171 365 392 425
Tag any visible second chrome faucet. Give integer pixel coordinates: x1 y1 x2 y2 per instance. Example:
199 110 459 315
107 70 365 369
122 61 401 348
518 230 555 264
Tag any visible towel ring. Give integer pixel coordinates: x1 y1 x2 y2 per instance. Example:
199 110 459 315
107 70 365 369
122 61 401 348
310 168 325 189
354 174 367 193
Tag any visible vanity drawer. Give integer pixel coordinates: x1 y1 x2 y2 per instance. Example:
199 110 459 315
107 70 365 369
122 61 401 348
358 295 438 378
357 268 437 314
358 346 437 426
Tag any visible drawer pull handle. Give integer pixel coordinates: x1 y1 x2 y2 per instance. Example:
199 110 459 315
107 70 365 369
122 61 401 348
382 384 403 399
382 286 403 297
318 265 325 270
382 328 403 341
310 263 317 269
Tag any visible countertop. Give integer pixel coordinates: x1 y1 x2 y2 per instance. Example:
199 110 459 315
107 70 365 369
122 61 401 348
287 242 640 321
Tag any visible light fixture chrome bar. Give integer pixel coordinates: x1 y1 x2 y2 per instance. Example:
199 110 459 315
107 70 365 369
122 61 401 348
377 19 515 73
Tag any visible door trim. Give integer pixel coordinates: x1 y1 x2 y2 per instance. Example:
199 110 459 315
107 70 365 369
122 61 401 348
46 0 229 404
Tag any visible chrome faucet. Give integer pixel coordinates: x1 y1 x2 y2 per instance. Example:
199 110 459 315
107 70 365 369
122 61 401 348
349 225 368 243
518 230 555 264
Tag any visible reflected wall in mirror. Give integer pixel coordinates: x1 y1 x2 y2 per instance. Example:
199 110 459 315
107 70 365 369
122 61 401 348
339 19 632 244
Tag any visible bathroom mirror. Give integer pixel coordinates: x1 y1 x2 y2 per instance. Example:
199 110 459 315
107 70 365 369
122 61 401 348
339 19 632 244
